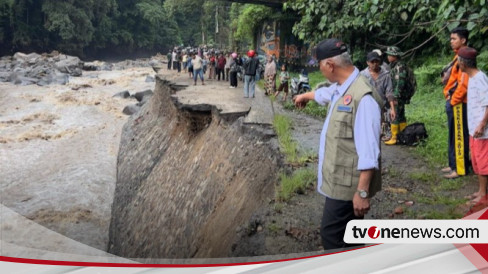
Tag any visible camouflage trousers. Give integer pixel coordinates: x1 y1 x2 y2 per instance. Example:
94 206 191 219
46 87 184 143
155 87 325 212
391 101 407 125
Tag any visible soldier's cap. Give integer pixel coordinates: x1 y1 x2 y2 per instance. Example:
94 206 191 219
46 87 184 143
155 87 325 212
458 47 478 60
316 38 348 61
367 51 381 62
385 46 403 57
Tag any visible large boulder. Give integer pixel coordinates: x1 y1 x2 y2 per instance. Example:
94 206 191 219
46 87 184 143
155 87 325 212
0 52 83 85
54 55 83 76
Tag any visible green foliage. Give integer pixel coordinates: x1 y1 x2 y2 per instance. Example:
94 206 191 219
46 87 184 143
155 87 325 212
277 168 316 201
285 0 488 55
42 0 95 53
232 4 274 45
478 51 488 72
0 0 181 56
164 0 231 48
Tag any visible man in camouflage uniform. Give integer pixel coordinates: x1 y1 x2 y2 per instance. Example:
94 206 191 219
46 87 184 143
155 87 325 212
384 46 408 145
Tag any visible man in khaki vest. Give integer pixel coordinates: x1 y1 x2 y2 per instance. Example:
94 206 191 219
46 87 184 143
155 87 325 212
294 39 383 250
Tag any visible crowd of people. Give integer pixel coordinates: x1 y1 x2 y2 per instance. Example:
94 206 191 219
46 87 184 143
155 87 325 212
293 26 487 251
166 46 268 97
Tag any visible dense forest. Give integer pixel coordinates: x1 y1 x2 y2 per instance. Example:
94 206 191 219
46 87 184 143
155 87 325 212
0 0 237 58
286 0 488 60
0 0 486 59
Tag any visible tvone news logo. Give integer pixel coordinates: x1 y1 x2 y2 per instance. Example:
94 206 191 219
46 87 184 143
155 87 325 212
353 225 444 239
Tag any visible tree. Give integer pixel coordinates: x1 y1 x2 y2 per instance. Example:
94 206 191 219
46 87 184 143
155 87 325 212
284 0 488 56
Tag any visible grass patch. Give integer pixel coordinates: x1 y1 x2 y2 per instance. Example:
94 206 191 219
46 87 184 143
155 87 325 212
408 171 437 183
273 203 284 213
406 85 447 167
418 209 463 219
273 114 298 163
277 168 317 201
433 179 466 192
414 194 466 206
268 223 281 235
387 166 402 178
405 206 463 219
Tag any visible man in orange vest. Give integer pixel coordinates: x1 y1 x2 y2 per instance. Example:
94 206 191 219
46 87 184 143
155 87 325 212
441 27 471 179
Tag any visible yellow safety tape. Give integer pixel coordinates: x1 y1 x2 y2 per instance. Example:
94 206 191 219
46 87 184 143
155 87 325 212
453 103 466 175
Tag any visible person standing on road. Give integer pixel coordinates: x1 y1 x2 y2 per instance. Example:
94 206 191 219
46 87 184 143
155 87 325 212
441 27 471 179
208 52 216 80
274 64 290 101
243 50 259 98
293 39 382 250
191 53 205 86
217 53 226 81
167 50 172 70
172 50 177 70
229 52 239 88
458 47 488 205
183 52 188 73
264 55 277 96
225 52 232 82
177 51 182 73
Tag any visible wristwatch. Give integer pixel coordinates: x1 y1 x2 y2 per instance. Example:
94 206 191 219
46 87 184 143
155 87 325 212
357 189 369 199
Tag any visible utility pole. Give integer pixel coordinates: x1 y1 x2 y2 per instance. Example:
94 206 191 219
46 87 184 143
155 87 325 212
215 5 219 48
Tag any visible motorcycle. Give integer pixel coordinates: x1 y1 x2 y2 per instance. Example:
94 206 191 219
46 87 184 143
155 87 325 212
291 70 311 96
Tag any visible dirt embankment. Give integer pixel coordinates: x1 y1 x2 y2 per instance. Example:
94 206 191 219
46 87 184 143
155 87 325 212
108 75 282 259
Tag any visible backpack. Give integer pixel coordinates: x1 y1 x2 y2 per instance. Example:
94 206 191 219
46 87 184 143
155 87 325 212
397 122 428 146
230 61 238 73
397 64 417 104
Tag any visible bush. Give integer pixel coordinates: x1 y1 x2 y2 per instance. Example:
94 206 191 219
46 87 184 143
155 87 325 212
478 50 488 72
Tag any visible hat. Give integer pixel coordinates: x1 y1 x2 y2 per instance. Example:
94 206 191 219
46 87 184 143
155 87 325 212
458 47 478 60
385 46 403 56
367 51 381 62
316 38 348 61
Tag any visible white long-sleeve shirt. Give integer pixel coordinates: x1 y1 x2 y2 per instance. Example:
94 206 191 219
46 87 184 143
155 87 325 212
314 68 381 198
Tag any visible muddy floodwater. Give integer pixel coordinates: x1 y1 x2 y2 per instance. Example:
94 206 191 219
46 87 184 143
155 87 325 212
0 67 156 251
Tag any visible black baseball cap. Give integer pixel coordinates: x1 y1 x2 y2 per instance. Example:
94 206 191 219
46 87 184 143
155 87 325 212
367 51 381 62
316 38 348 61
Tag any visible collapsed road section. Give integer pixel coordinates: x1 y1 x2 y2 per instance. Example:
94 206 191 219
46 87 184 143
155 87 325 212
108 75 281 259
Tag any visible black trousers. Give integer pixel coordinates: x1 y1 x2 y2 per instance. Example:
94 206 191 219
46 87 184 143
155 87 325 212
216 68 224 80
321 197 363 250
230 71 238 87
